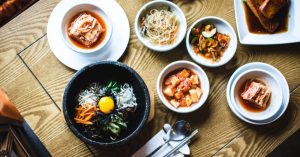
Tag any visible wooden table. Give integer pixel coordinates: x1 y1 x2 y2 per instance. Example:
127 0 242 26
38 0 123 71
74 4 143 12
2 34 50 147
0 0 299 156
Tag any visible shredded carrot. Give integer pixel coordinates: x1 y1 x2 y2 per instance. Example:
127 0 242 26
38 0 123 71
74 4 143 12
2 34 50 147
74 103 97 125
170 25 178 45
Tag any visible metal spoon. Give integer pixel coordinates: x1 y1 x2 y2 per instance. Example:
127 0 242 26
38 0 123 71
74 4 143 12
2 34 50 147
146 120 192 157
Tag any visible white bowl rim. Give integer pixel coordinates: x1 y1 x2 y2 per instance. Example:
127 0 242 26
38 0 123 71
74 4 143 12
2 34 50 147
134 0 187 52
61 3 113 54
186 16 237 67
156 60 210 113
230 68 283 121
226 62 290 125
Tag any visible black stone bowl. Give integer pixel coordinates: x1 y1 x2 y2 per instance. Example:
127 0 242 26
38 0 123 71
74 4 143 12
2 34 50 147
62 61 150 147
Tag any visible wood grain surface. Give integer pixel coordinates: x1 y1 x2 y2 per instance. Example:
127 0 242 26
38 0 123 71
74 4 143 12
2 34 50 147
0 0 300 156
0 0 60 57
214 87 300 157
0 55 93 156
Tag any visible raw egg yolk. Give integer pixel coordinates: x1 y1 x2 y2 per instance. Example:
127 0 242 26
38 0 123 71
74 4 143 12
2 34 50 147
98 96 115 114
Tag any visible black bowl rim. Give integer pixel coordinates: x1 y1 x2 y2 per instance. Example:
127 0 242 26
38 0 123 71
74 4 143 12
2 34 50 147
62 61 150 147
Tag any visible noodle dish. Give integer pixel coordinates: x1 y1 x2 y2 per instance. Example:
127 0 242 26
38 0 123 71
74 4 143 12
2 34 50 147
140 7 178 46
134 1 187 52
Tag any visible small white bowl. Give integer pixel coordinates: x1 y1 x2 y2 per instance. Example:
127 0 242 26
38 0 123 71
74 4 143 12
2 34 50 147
134 0 187 52
230 68 283 121
157 60 210 113
61 3 113 54
186 16 237 67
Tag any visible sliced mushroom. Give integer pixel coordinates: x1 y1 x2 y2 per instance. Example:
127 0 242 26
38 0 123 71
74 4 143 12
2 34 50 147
202 28 217 38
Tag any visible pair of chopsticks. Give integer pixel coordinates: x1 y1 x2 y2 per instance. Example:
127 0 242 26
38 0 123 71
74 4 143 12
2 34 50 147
9 127 30 157
0 125 30 157
0 128 13 156
163 129 198 157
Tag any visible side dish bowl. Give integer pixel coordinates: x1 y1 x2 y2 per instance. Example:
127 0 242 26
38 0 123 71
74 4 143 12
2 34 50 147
230 68 283 121
61 3 113 54
157 60 210 113
62 61 150 147
134 0 187 52
186 16 237 67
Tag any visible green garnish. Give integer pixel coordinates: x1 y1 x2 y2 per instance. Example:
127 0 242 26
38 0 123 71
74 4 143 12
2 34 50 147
105 114 127 136
106 81 120 93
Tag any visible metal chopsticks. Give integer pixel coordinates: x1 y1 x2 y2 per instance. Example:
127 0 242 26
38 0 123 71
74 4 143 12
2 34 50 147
163 129 198 157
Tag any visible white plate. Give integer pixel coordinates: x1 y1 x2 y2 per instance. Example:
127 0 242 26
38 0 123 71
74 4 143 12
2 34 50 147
226 62 289 125
234 0 300 45
47 0 130 70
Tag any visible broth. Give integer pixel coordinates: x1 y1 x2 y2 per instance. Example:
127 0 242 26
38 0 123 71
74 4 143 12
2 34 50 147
68 11 106 49
243 2 289 34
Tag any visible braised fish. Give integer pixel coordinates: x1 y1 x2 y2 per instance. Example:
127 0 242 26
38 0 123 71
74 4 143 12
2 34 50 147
259 0 289 19
246 0 280 33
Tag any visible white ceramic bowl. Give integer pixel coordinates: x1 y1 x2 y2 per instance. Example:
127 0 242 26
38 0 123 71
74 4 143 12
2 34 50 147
134 0 187 52
230 69 283 121
157 60 210 113
226 62 289 125
186 16 237 67
61 3 113 54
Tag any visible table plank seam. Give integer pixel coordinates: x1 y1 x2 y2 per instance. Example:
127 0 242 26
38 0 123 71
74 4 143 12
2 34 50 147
211 127 249 157
290 84 300 95
0 0 298 156
17 33 47 55
16 53 97 156
85 144 97 157
14 35 300 157
213 86 300 156
17 53 61 111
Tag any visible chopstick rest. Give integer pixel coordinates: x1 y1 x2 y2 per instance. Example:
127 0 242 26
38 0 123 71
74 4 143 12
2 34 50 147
132 124 190 157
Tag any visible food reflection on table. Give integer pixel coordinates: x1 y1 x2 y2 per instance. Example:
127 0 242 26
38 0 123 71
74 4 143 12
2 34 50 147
239 79 271 112
243 0 290 34
163 69 202 108
140 7 178 46
190 23 231 62
74 81 138 141
68 11 106 48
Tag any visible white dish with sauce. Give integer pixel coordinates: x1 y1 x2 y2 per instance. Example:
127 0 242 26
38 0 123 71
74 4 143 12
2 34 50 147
134 0 187 52
47 0 130 70
186 16 237 67
234 0 300 45
226 62 289 125
60 3 113 54
157 60 210 113
230 69 283 122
